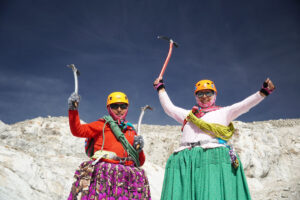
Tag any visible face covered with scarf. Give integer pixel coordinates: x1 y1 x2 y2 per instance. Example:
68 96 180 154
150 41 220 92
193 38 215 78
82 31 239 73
106 92 129 123
194 79 217 108
195 89 216 108
107 103 128 121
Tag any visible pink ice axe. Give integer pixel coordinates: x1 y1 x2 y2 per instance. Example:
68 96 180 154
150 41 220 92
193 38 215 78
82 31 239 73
157 36 179 79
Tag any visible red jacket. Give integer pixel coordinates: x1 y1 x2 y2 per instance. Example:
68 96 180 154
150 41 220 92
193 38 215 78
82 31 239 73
69 110 145 166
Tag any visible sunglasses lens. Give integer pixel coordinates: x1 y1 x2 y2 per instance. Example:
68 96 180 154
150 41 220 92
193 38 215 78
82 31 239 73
110 104 128 109
206 91 214 96
197 93 204 97
120 104 128 109
197 91 214 97
110 104 118 109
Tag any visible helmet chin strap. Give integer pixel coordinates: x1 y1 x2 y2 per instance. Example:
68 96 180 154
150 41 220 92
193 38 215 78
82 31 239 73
196 95 217 108
107 106 128 123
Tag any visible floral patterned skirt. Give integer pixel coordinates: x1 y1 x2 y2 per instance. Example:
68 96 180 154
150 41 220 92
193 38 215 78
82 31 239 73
67 160 151 200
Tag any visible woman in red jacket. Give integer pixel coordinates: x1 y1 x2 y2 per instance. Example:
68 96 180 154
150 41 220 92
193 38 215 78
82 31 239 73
67 91 151 200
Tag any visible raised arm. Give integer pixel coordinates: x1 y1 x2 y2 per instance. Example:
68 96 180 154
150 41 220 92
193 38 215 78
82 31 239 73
225 78 275 122
154 78 189 124
68 92 101 138
68 110 102 138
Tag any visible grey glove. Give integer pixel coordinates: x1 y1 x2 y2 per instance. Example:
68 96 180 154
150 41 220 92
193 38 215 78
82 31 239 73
68 92 81 110
133 135 144 153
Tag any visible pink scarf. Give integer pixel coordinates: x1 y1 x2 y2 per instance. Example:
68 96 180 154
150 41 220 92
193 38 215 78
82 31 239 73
107 106 128 124
195 95 217 108
191 105 221 118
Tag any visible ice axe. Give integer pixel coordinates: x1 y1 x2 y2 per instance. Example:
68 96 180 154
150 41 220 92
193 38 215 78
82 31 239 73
135 105 152 151
67 64 80 107
67 64 80 94
136 105 153 135
157 36 179 79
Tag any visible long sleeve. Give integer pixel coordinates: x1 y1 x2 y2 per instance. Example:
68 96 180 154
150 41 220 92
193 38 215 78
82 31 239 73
169 91 265 151
158 91 189 124
222 91 265 123
139 151 146 166
68 110 102 138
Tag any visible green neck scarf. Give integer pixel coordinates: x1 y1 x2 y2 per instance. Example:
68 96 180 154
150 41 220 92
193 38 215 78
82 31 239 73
186 111 235 141
102 115 140 167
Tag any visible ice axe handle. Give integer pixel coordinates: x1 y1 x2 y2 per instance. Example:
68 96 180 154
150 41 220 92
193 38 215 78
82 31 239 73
67 64 80 94
135 144 140 151
159 42 174 79
73 102 78 108
157 36 178 79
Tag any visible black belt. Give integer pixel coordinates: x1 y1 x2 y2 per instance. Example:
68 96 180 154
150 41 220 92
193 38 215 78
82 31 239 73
181 141 202 148
111 156 135 164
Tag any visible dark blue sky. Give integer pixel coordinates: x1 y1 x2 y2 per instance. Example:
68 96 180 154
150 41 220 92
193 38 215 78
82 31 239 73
1 0 299 125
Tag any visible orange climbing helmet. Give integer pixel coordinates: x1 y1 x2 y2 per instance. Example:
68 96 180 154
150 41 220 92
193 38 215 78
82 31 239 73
106 91 129 106
194 80 217 94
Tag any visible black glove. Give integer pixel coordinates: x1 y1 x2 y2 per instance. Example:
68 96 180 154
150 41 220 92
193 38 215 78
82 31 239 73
68 92 81 110
153 79 165 91
260 81 274 96
133 135 144 153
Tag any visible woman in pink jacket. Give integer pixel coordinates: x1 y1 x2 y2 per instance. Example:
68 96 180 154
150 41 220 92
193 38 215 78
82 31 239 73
153 77 275 200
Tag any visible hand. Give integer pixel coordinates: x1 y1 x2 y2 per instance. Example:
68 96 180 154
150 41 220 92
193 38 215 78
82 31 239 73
133 135 144 152
153 77 162 86
68 92 81 110
259 78 275 97
153 77 165 92
265 78 275 90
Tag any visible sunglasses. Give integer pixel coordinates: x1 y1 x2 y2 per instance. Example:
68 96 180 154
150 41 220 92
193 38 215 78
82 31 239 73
110 103 128 110
196 91 215 98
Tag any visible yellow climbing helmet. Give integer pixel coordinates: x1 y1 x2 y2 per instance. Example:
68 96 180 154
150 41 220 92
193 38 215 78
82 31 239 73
106 91 129 106
194 80 217 94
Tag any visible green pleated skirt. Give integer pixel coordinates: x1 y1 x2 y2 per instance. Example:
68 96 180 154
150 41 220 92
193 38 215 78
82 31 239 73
161 147 251 200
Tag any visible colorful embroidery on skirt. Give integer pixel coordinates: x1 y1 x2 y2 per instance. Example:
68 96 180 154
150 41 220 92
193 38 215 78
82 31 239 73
228 146 239 169
68 161 151 200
